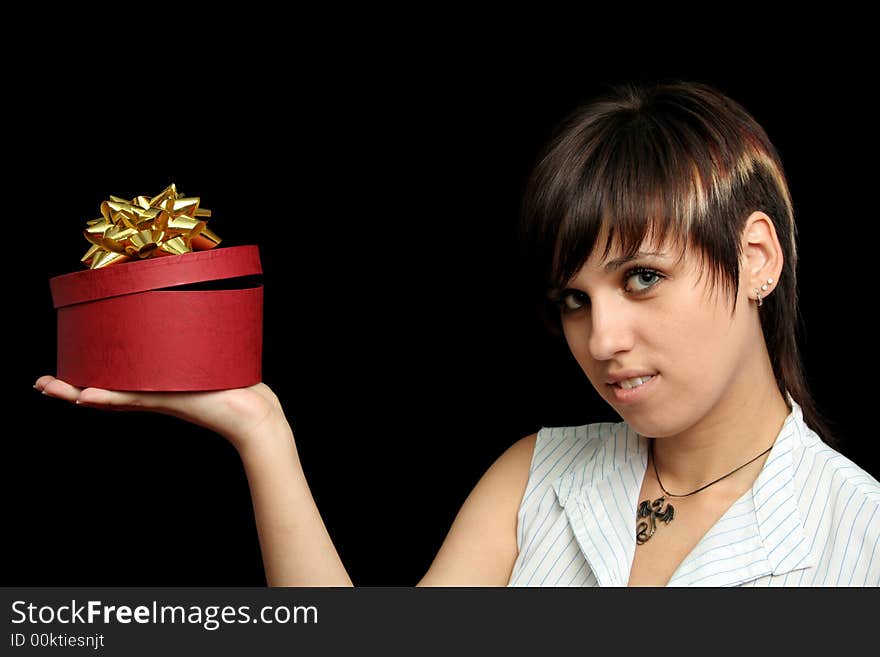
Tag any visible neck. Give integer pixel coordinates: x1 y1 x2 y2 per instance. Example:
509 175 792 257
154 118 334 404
650 360 792 495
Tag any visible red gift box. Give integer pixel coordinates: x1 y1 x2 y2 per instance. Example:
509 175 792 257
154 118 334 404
49 245 263 391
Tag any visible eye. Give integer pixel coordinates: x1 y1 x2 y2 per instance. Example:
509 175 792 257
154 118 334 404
624 267 664 294
551 267 665 314
553 290 589 314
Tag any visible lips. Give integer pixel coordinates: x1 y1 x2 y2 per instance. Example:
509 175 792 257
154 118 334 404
613 375 655 390
607 373 659 404
605 371 658 385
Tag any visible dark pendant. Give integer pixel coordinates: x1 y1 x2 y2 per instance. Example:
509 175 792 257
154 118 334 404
635 496 675 545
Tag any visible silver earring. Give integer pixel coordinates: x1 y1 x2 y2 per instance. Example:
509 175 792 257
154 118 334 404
754 277 774 307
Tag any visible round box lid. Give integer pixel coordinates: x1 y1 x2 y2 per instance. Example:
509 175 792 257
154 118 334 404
49 245 262 308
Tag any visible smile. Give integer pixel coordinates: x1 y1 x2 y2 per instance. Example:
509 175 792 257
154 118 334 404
608 374 658 403
614 375 655 389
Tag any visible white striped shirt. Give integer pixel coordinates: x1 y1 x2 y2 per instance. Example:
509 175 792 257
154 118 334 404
508 393 880 586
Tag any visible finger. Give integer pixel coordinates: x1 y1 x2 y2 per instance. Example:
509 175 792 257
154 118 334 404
77 387 163 411
36 377 162 412
76 387 207 417
38 376 84 403
34 375 56 392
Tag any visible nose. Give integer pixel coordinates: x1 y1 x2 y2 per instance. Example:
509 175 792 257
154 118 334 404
587 292 635 361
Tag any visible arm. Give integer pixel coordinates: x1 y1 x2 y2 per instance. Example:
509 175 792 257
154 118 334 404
237 415 354 586
416 432 538 586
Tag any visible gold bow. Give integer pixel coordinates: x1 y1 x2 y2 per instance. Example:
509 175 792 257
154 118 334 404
81 183 221 269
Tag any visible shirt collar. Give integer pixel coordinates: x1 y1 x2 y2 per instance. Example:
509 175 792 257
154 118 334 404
550 391 815 586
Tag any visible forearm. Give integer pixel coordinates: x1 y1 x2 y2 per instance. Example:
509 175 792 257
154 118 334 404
237 416 354 587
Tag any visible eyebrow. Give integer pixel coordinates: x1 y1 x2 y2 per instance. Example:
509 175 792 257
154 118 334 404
552 250 671 296
603 250 668 273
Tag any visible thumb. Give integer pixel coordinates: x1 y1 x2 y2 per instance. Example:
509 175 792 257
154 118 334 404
77 386 190 413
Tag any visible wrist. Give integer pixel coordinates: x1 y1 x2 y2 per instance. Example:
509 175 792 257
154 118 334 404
234 410 298 464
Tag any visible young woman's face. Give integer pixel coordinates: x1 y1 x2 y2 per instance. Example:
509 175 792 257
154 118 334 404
559 224 756 438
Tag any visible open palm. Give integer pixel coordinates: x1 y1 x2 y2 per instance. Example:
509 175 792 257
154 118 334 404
35 375 286 451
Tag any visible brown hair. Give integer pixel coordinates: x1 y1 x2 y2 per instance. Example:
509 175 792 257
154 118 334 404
516 79 837 445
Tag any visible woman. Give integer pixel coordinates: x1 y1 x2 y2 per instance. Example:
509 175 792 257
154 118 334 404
36 80 879 586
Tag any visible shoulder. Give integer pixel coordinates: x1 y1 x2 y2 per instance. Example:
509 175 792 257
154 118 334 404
788 428 880 582
791 428 880 512
503 431 539 468
477 431 540 507
413 431 539 586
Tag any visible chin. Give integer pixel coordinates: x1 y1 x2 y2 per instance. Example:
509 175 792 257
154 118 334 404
612 407 682 439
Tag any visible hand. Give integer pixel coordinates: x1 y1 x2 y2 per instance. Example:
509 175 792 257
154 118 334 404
34 375 288 454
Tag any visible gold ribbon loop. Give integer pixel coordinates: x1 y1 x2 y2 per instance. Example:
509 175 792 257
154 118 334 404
81 183 221 269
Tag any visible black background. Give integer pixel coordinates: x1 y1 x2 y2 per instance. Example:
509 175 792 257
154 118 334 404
5 52 877 586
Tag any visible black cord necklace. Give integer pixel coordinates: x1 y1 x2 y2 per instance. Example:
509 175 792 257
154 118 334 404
635 439 774 545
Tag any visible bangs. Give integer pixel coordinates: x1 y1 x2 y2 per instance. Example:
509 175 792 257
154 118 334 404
549 107 739 302
550 117 725 299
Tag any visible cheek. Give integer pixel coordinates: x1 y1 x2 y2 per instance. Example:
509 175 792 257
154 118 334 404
662 294 743 380
635 287 703 357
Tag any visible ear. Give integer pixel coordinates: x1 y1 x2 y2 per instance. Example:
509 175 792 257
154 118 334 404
741 211 784 301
